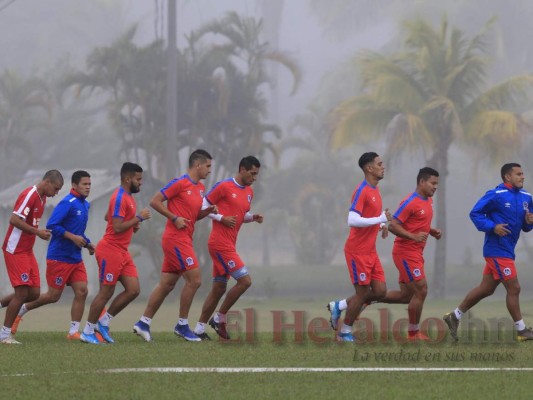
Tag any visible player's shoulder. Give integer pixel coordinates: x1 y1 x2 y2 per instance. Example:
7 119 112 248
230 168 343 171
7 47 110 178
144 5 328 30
519 189 532 198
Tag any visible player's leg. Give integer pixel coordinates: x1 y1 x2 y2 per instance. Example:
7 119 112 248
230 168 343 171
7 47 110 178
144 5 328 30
174 268 202 341
444 272 498 341
0 293 14 308
0 286 32 342
81 283 115 344
194 279 227 339
407 278 429 340
68 280 88 339
500 268 533 340
106 275 140 319
340 284 370 342
380 283 412 304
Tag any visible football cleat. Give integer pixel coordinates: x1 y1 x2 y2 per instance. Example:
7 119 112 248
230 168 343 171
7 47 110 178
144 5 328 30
408 331 431 341
96 322 114 344
133 321 153 342
11 315 22 334
80 332 101 344
327 301 341 330
443 312 460 341
174 323 201 342
0 335 21 344
209 317 230 340
517 327 533 341
337 332 355 342
67 332 81 340
195 331 212 341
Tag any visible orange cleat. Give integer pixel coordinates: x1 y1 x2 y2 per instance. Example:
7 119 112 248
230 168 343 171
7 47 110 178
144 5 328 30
11 316 22 334
67 332 81 340
408 331 431 341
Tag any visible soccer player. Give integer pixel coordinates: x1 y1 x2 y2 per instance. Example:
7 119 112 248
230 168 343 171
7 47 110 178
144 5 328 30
0 170 64 344
11 170 95 340
80 162 151 344
133 150 216 342
377 167 441 341
192 156 263 340
444 163 533 342
327 152 391 342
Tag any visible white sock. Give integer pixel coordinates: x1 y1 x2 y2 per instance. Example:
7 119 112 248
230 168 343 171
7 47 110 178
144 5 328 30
83 322 96 335
340 323 352 334
18 303 28 317
454 308 463 320
408 323 419 332
140 316 152 325
178 318 188 326
69 321 80 335
515 319 526 331
0 326 11 339
194 322 206 334
339 299 348 311
99 312 113 327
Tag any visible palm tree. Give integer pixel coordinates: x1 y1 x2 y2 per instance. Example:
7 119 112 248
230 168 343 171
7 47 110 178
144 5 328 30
0 70 52 189
332 16 533 297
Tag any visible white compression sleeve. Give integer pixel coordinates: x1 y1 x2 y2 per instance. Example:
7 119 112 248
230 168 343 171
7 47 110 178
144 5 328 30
347 210 388 227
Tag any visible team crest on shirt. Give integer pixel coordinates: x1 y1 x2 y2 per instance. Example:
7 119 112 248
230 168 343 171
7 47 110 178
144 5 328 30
55 277 63 286
359 272 367 281
228 260 236 269
504 268 512 276
247 195 252 203
21 273 29 282
413 269 422 277
105 273 114 282
186 257 194 266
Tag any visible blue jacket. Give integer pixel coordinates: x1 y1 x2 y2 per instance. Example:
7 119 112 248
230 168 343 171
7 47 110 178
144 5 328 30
46 190 91 263
470 183 533 259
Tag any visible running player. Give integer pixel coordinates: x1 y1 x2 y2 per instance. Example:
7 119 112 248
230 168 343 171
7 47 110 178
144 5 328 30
80 162 151 344
444 163 533 341
378 167 441 341
193 156 263 340
0 170 64 344
133 150 216 342
327 152 391 342
12 170 95 340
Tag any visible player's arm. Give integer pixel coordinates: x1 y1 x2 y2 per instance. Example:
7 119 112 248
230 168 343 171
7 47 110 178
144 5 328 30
429 227 442 239
347 209 390 227
469 191 500 233
388 218 428 242
198 197 217 220
244 211 263 223
111 209 150 233
150 190 189 229
9 214 50 240
203 198 236 227
47 201 87 248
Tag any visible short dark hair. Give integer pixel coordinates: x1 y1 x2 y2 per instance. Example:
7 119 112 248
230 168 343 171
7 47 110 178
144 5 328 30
501 163 521 181
71 170 91 185
358 152 379 170
43 169 64 184
239 156 261 171
189 149 212 168
417 167 439 184
120 162 143 180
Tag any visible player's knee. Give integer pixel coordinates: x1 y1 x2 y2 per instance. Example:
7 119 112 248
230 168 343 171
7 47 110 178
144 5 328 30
127 287 141 300
238 276 252 289
75 286 89 299
188 278 201 290
27 291 40 302
507 281 521 296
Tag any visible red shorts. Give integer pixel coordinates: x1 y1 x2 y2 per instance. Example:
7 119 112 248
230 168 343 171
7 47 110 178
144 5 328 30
209 247 248 280
161 238 199 274
344 251 385 286
483 257 517 281
393 252 425 283
95 242 138 286
46 260 87 289
3 250 40 288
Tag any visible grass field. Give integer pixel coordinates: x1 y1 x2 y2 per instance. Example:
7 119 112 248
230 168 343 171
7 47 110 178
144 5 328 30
2 297 533 399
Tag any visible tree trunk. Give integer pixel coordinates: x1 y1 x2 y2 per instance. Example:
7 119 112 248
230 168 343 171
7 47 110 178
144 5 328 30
430 139 450 298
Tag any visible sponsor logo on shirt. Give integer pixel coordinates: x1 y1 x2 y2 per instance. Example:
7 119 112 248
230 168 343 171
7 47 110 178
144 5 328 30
419 210 425 215
187 190 192 195
76 210 82 216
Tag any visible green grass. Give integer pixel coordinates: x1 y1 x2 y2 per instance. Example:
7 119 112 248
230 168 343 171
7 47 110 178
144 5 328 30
2 298 533 399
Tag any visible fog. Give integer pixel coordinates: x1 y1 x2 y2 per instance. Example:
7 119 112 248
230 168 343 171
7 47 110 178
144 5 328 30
1 0 533 298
